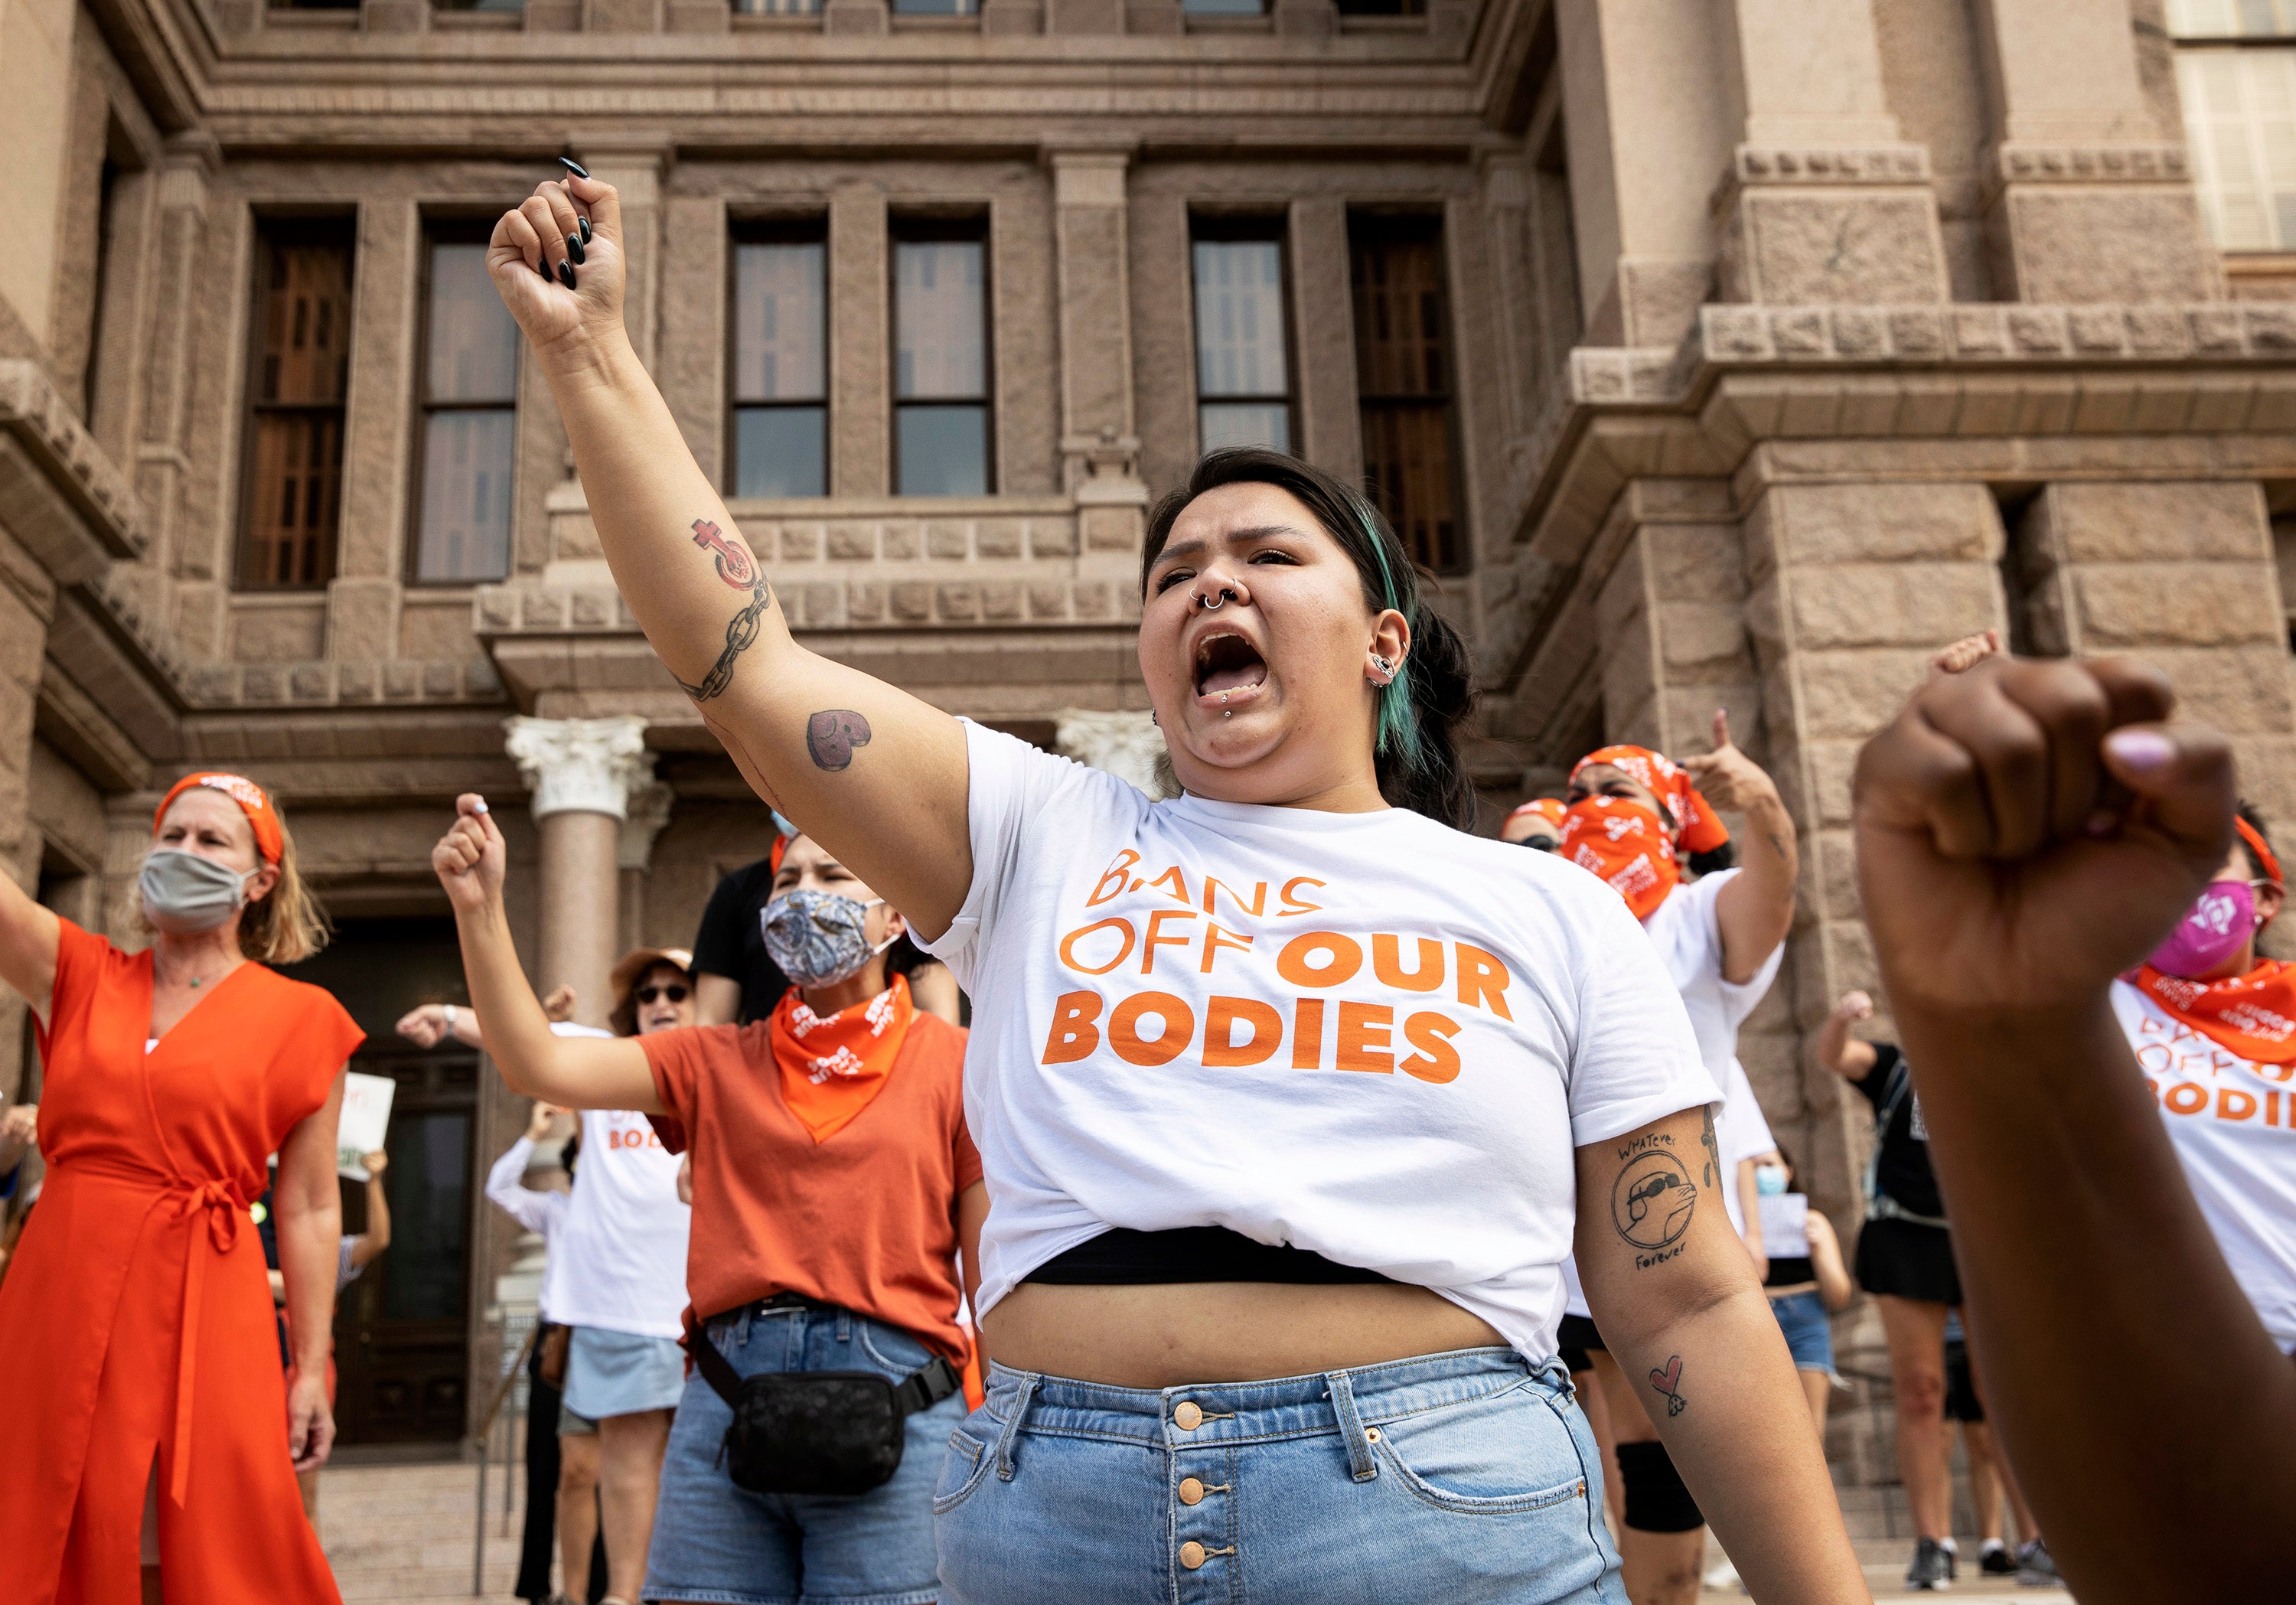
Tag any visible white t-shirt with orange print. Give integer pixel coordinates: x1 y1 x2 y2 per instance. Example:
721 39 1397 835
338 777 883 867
924 721 1722 1362
2112 978 2296 1352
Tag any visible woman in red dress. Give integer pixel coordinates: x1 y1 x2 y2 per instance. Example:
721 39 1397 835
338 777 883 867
0 772 363 1604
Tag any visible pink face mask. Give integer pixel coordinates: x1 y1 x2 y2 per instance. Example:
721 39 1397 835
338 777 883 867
2148 880 2258 979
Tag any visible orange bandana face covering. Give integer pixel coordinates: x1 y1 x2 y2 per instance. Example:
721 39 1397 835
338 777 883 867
2131 961 2296 1063
1570 745 1730 857
771 973 915 1142
1560 796 1680 922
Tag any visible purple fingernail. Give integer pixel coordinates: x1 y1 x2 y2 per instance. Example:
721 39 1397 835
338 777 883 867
2105 729 2175 772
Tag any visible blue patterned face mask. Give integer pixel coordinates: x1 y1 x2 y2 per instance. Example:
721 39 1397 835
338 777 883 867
761 889 898 989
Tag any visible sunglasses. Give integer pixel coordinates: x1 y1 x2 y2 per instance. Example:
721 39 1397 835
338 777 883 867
1518 837 1559 853
635 984 689 1005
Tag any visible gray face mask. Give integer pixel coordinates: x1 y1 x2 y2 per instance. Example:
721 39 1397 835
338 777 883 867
139 849 258 934
762 889 898 989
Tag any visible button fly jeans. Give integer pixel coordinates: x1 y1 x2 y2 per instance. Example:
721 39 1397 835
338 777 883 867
933 1347 1625 1605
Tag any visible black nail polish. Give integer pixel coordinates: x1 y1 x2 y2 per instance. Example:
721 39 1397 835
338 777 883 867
556 259 578 290
577 217 592 246
558 156 590 180
566 231 585 266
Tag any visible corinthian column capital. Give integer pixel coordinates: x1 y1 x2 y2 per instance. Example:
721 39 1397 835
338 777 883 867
503 715 654 820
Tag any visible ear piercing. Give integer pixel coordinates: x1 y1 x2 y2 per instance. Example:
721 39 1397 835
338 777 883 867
1371 654 1397 685
1195 587 1237 611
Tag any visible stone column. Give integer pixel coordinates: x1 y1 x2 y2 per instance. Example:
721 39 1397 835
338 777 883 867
1055 710 1166 796
504 716 654 1029
617 779 673 956
1705 0 1949 306
1970 0 2221 302
574 141 673 371
134 136 220 590
2007 483 2296 825
830 185 890 498
1737 479 2007 1224
1049 148 1150 548
1290 197 1362 484
823 0 887 32
1552 0 1735 346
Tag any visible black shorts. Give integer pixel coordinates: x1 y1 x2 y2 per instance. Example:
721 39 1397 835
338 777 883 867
1557 1313 1604 1373
1943 1338 1984 1423
1854 1216 1962 1307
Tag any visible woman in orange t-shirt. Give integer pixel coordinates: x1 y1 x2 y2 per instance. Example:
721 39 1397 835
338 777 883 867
0 773 363 1605
431 799 983 1605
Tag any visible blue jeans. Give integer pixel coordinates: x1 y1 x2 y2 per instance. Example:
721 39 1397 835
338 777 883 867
934 1348 1625 1605
1768 1290 1842 1387
644 1302 967 1605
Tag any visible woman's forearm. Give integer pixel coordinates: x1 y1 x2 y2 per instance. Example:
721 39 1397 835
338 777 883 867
453 897 563 1098
534 328 798 718
1891 994 2296 1599
1716 788 1796 984
277 1197 341 1375
1610 1287 1867 1600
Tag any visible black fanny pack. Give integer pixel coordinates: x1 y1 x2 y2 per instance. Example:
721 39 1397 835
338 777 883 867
692 1305 962 1496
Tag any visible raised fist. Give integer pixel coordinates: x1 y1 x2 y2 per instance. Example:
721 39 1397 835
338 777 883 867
432 794 507 915
1853 656 2233 1015
487 171 625 362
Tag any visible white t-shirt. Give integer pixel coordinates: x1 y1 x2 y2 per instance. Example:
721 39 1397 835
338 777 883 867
544 1108 691 1339
484 1136 578 1323
1561 872 1781 1319
2112 980 2296 1352
922 722 1720 1361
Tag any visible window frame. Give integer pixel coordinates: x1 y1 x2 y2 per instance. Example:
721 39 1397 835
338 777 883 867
405 216 523 589
725 214 832 501
1348 209 1468 575
1187 212 1300 458
889 212 996 498
234 212 357 592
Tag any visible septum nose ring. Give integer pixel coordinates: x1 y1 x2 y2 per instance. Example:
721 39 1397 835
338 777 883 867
1195 586 1237 611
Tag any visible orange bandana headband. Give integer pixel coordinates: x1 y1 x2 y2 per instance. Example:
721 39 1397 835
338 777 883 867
1508 798 1567 830
2238 817 2282 892
1570 745 1730 855
155 772 283 865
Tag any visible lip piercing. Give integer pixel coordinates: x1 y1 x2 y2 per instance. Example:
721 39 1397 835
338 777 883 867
1196 587 1237 611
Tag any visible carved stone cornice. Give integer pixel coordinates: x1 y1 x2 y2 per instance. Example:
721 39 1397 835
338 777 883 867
1983 142 2191 201
0 361 145 586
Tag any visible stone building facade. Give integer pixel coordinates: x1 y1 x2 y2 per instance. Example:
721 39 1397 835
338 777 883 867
3 0 2294 1452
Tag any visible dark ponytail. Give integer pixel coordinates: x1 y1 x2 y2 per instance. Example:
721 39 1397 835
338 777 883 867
1142 448 1479 830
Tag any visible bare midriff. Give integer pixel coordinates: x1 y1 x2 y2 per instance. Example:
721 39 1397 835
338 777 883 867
981 1280 1511 1389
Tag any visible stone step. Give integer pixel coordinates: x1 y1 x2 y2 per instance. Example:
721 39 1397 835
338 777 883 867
318 1460 530 1603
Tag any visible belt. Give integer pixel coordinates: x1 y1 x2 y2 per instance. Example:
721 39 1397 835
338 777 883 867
709 1290 839 1327
170 1178 253 1506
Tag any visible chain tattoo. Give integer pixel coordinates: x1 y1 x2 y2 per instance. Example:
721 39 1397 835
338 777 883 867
673 519 772 704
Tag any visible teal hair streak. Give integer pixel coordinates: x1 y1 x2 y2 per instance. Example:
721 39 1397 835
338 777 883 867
1351 496 1426 770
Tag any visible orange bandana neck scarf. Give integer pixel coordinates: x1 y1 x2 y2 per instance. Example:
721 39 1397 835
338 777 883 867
2131 961 2296 1064
1570 745 1730 857
1560 795 1681 922
771 974 915 1142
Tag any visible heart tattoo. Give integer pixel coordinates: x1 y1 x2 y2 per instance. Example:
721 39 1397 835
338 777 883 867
691 518 757 589
1649 1354 1687 1417
807 710 872 772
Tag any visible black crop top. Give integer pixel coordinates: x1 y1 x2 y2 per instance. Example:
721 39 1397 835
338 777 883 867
1026 1226 1394 1286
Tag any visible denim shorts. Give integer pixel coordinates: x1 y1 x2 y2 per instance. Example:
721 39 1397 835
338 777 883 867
1768 1290 1841 1385
934 1348 1625 1605
562 1324 687 1418
643 1301 967 1605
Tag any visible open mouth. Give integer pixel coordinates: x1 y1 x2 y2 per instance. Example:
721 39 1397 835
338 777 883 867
1194 631 1269 700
